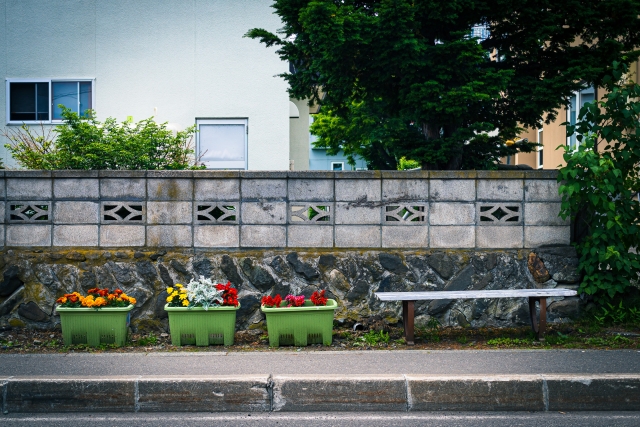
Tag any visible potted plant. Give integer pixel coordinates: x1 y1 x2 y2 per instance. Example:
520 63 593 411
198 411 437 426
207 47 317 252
164 277 240 346
261 290 337 347
55 288 137 347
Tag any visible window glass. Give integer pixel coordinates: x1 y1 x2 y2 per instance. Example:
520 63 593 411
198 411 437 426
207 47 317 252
568 87 594 150
52 82 79 120
198 122 247 169
36 83 49 120
79 82 92 115
9 82 49 121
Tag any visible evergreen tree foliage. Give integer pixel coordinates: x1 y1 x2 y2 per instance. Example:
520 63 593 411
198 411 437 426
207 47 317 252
247 0 640 169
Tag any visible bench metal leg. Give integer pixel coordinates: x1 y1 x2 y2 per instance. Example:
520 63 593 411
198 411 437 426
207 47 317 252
528 297 547 341
402 300 415 345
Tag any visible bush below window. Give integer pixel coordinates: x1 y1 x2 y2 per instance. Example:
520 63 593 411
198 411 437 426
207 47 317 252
3 107 202 170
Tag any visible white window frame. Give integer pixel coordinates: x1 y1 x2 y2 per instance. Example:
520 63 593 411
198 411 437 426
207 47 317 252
196 118 248 170
536 128 544 170
566 86 595 151
330 161 345 171
5 78 95 125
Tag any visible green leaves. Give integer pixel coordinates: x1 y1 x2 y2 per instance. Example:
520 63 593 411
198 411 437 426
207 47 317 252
4 107 200 170
559 62 640 302
248 0 640 170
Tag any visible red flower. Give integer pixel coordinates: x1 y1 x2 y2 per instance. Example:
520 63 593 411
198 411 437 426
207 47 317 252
215 282 239 306
261 294 283 308
311 290 328 306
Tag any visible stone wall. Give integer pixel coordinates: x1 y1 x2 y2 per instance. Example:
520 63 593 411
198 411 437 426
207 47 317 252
0 170 580 332
0 247 580 332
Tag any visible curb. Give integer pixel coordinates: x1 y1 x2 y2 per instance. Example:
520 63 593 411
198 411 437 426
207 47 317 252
2 374 639 413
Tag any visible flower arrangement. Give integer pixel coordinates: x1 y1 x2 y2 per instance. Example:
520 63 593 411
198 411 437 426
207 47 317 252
56 288 136 308
310 290 328 306
166 276 239 310
261 290 328 308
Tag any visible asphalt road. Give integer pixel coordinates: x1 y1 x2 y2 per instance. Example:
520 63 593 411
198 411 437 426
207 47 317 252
2 412 640 427
2 349 640 376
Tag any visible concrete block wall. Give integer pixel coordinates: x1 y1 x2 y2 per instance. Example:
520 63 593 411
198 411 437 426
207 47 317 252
0 170 569 249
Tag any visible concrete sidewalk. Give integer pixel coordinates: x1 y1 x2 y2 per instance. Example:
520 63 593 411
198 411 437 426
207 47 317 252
1 350 640 413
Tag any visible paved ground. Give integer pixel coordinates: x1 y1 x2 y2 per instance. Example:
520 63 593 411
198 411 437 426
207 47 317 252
3 412 640 427
2 349 640 376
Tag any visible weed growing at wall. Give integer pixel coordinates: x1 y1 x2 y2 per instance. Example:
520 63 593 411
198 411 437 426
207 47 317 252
3 107 202 170
559 62 640 300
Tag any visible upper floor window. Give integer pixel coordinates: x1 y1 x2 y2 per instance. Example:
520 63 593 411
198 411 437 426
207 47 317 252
567 86 594 151
6 79 93 124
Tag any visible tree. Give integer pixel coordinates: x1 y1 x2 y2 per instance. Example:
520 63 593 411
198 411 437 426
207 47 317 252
247 0 640 170
558 62 640 300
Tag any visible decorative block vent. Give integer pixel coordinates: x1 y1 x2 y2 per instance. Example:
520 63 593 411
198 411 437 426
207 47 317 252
290 204 332 223
195 203 238 224
478 203 522 225
101 202 145 223
384 205 426 224
8 202 51 223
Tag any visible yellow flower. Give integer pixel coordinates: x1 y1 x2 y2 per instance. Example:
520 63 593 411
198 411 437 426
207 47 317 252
179 294 186 300
175 284 182 288
167 287 174 294
171 291 178 297
182 299 189 306
166 296 173 302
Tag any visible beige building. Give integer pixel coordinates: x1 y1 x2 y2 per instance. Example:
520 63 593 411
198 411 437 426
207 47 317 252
507 62 640 170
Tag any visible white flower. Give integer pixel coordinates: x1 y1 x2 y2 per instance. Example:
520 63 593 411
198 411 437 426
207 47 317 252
185 276 223 310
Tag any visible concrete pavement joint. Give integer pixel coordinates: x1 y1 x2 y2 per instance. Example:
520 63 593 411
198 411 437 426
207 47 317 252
541 375 549 412
266 374 274 412
134 376 141 413
403 374 412 412
2 377 12 415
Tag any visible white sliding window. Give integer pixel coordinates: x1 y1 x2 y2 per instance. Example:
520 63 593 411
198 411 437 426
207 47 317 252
196 119 248 170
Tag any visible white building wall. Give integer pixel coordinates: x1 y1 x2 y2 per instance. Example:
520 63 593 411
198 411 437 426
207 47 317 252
0 0 289 170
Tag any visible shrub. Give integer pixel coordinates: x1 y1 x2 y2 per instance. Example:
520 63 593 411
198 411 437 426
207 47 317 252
559 62 640 300
3 107 201 170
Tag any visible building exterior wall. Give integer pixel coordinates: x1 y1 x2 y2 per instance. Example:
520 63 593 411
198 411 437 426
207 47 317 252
0 0 289 170
289 98 310 170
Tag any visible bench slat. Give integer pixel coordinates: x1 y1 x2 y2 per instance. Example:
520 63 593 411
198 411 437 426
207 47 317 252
375 289 577 301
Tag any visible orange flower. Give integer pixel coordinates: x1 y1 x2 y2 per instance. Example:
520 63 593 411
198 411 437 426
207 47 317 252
56 296 67 304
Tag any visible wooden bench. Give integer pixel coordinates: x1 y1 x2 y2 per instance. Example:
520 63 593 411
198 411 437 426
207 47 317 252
375 289 578 344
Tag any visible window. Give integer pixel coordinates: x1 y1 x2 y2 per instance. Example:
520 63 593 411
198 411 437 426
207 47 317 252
6 79 93 123
331 162 344 171
537 128 544 169
567 86 595 150
196 118 248 169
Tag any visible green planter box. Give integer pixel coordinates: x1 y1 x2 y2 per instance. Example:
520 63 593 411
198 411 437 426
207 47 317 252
56 305 134 347
165 304 240 346
261 299 337 347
